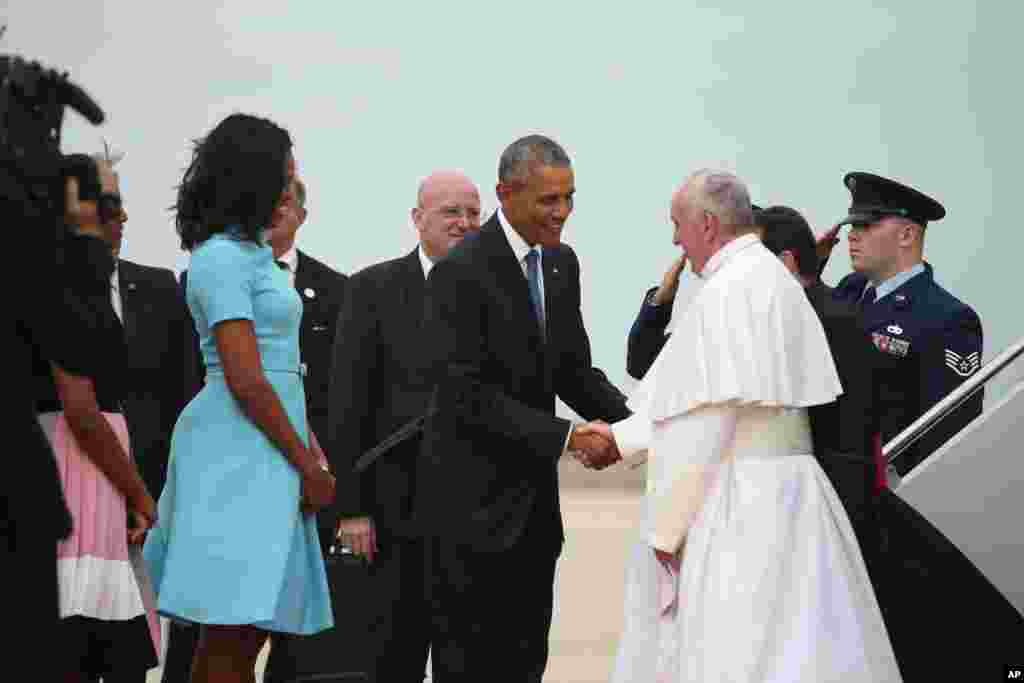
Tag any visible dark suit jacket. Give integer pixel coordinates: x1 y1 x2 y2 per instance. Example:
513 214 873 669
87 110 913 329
833 263 983 473
805 282 878 460
415 216 630 552
327 248 431 536
181 248 347 521
118 259 198 498
293 251 348 449
804 281 880 526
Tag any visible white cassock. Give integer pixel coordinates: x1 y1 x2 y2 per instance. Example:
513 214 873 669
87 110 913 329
609 235 901 683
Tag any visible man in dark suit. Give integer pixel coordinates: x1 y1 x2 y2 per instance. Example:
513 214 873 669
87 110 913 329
416 135 631 681
115 258 199 500
163 177 348 683
820 172 983 477
759 204 1024 678
326 170 482 681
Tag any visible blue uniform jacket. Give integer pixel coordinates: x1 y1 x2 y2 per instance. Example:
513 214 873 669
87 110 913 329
833 262 983 474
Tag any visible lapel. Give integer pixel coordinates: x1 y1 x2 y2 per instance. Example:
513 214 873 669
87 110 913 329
117 260 139 344
294 250 313 310
400 248 427 332
479 216 544 345
542 247 558 334
539 247 561 388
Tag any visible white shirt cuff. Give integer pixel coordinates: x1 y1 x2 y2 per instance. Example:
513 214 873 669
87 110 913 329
561 423 575 458
611 411 651 466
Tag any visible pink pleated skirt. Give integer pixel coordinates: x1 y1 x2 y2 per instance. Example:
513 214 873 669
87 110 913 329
40 411 160 660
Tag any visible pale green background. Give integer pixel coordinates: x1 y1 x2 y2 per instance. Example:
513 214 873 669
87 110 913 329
8 0 1022 405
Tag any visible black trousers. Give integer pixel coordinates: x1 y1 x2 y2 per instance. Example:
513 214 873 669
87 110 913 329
372 535 433 682
428 536 560 683
4 526 61 681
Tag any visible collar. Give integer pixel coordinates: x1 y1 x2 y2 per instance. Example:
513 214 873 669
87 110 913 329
417 244 434 279
277 245 299 272
497 207 541 265
110 260 120 289
698 233 760 279
873 262 925 302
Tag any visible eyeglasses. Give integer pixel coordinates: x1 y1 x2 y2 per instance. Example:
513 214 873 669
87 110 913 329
432 205 481 220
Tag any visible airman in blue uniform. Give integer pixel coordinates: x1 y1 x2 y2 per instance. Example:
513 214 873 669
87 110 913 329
829 172 983 475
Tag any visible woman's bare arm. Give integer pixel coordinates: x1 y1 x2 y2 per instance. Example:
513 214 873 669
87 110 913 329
213 319 334 508
50 363 154 525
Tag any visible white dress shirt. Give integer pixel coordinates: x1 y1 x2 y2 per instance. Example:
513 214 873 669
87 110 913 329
110 263 123 322
418 244 434 280
276 245 299 287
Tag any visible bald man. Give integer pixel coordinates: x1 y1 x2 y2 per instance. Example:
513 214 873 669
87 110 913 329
324 170 481 681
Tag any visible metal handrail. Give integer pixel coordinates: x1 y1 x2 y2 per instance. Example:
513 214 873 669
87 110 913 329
884 336 1024 465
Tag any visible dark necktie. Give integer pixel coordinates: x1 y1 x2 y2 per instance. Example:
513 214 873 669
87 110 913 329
525 249 546 337
858 284 877 313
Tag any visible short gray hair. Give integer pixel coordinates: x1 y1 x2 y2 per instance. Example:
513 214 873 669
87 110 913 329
498 134 571 184
683 169 754 231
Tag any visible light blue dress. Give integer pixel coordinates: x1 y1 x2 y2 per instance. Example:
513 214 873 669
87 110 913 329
143 230 333 634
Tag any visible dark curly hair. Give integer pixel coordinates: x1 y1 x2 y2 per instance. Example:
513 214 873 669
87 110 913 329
756 205 820 279
174 113 293 250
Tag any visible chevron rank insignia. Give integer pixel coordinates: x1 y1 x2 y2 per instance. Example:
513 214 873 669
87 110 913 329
945 349 980 377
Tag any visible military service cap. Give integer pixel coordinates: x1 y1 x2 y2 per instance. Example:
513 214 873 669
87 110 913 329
837 172 945 228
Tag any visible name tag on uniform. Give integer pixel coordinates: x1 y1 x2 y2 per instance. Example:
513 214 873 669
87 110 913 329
872 332 910 357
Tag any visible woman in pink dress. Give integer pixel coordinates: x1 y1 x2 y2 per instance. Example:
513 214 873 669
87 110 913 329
33 155 160 681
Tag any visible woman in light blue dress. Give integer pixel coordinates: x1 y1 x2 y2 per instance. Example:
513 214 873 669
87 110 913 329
144 113 335 682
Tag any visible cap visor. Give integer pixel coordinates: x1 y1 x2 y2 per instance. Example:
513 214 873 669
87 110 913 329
836 212 879 228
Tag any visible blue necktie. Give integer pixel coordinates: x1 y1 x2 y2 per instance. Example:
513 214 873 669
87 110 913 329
525 249 546 337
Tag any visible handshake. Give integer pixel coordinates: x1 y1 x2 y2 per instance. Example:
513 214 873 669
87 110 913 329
567 420 621 470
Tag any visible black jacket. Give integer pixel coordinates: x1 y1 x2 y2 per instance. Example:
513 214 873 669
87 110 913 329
118 259 198 498
327 249 431 535
292 251 348 448
415 216 630 552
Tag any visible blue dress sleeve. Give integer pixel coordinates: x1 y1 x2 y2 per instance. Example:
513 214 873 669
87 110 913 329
189 239 256 326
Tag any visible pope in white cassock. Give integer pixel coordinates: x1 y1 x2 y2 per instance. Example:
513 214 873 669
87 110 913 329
589 170 901 682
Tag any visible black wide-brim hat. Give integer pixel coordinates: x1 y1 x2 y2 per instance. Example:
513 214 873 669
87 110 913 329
837 172 946 228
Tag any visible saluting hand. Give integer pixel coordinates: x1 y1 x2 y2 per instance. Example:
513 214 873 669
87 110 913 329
816 224 841 268
652 253 688 306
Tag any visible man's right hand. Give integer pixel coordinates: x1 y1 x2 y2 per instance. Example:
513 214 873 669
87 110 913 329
569 422 621 470
651 253 688 306
816 224 841 270
336 516 377 564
